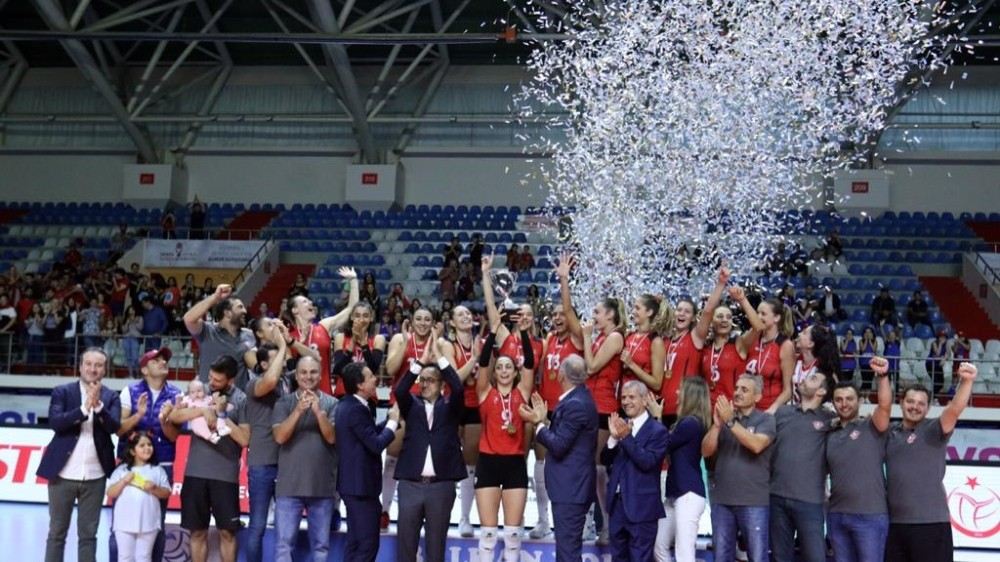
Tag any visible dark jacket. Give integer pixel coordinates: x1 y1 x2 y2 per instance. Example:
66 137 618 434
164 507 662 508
393 360 466 482
537 384 598 504
334 394 395 497
37 381 121 480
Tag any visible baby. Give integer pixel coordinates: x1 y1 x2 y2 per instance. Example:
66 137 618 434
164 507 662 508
180 380 231 444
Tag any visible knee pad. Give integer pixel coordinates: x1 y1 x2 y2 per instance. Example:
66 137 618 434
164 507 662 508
503 527 522 550
384 455 398 469
479 527 499 552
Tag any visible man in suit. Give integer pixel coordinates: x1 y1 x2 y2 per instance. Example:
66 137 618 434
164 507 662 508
601 380 670 561
37 347 122 562
393 337 465 562
335 361 400 562
520 354 597 562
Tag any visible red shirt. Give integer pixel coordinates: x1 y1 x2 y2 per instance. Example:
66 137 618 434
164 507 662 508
479 387 527 455
335 333 376 398
289 323 332 395
499 332 544 372
452 336 479 409
701 340 747 406
622 332 655 394
390 335 430 404
747 334 787 411
662 331 701 415
541 333 582 411
586 332 622 415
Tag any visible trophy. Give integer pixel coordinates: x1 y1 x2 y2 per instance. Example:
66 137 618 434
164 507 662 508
490 268 518 313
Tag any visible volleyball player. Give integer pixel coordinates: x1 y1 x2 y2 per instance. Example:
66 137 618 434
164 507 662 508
791 324 840 403
701 286 761 406
739 297 795 413
620 293 669 395
332 302 386 397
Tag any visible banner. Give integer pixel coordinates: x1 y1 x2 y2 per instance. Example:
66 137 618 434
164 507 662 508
946 464 1000 549
949 428 1000 463
144 239 263 268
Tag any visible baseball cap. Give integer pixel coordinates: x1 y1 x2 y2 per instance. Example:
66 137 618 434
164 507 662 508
139 347 172 368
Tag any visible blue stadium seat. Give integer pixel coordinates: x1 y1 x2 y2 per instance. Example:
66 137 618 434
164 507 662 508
430 256 444 267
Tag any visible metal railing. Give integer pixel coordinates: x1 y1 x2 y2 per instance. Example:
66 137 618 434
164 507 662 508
3 333 197 380
974 251 1000 288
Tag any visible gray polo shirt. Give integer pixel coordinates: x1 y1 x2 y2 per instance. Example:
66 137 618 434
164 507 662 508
272 391 338 498
886 417 951 524
770 405 836 504
826 417 888 514
244 374 288 467
195 322 256 387
709 409 776 506
184 385 247 484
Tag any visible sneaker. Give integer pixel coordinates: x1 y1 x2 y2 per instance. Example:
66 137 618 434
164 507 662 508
582 522 597 542
528 520 551 539
459 518 474 538
379 511 390 533
596 527 609 546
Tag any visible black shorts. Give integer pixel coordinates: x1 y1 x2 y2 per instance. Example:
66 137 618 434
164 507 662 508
475 454 528 490
180 475 242 531
598 413 611 431
460 407 481 425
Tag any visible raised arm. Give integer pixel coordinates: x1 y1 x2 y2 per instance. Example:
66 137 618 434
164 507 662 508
384 327 409 379
253 326 288 398
582 322 624 375
731 286 764 356
764 340 796 414
622 335 665 391
184 284 231 336
941 363 977 434
693 267 730 348
481 255 511 343
869 356 892 433
556 252 583 339
517 329 536 398
319 267 359 333
476 325 499 401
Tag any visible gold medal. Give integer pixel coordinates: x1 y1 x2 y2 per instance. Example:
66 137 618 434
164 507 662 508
505 423 517 435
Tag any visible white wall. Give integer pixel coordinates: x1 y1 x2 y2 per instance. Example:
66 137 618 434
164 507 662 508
0 153 134 202
880 154 1000 213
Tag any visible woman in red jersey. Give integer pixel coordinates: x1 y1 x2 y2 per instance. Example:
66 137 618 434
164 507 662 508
286 266 359 395
738 296 795 413
790 323 840 403
474 311 536 562
621 293 670 395
701 286 762 406
379 306 436 530
332 302 386 397
581 296 626 545
439 304 485 537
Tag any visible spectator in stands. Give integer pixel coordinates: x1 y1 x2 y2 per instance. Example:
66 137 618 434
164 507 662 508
100 318 117 364
181 274 198 305
409 298 424 318
793 293 814 331
438 258 459 301
905 291 931 330
387 283 410 311
202 277 215 298
518 246 535 273
468 234 484 280
362 277 381 317
526 284 545 325
951 332 971 389
819 286 846 322
287 273 308 300
189 197 206 240
925 331 948 398
160 210 176 240
870 287 898 328
184 284 255 387
80 297 103 350
140 297 168 353
168 355 249 562
506 244 521 272
839 327 857 382
444 237 462 264
257 302 273 319
823 229 844 261
43 298 68 364
884 329 901 380
859 327 878 396
456 261 476 302
64 240 83 271
110 269 131 319
162 277 181 313
121 307 143 378
378 311 395 338
26 303 47 364
0 293 16 334
109 224 132 264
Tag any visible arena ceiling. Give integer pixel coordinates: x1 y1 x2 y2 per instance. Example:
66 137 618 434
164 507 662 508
0 0 998 164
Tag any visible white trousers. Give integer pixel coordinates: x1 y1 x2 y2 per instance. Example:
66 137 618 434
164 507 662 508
654 491 706 562
114 530 158 562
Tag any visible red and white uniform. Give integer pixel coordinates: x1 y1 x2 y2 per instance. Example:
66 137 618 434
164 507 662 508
701 340 747 406
289 323 332 395
586 332 622 415
662 331 701 416
335 333 376 397
479 387 527 455
791 357 817 404
541 333 583 411
453 336 480 410
621 332 655 395
747 335 787 410
499 332 544 372
390 335 431 404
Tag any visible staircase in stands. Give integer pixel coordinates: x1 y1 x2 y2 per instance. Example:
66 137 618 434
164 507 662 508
920 276 1000 341
250 264 315 317
218 210 280 240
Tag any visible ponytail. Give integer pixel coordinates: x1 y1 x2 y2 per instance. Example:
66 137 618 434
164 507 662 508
641 294 673 337
764 297 794 338
602 297 628 336
811 324 841 380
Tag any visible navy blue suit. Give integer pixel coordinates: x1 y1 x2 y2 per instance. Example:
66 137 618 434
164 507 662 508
393 363 466 481
536 384 598 562
335 394 396 562
37 381 121 480
601 415 670 561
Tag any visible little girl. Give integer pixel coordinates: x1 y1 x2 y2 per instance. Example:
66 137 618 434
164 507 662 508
180 380 231 443
107 432 172 562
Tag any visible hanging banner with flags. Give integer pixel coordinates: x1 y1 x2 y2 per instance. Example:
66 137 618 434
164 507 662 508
143 239 263 268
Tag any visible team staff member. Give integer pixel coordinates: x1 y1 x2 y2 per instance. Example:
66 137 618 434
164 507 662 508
183 284 256 388
826 357 892 562
885 362 977 561
38 348 121 562
701 375 776 562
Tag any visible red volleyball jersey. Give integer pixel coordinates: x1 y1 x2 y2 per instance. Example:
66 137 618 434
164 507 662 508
586 332 623 415
662 331 701 415
746 334 787 410
289 323 332 395
621 331 656 394
499 332 544 372
541 333 583 411
701 340 747 406
334 334 376 397
452 336 479 409
479 387 527 455
390 335 431 404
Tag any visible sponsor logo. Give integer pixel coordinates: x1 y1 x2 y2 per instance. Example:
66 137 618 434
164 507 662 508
948 476 1000 538
849 430 860 440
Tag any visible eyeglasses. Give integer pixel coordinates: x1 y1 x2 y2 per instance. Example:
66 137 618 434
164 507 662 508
418 377 442 385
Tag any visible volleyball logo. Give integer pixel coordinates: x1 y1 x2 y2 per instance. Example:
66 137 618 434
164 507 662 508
948 476 1000 539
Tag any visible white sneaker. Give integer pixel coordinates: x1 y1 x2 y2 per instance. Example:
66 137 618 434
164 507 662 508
529 520 551 539
582 522 597 542
459 518 474 538
595 527 609 546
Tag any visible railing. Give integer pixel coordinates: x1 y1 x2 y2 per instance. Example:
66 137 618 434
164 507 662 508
231 238 275 291
5 334 197 380
974 251 1000 287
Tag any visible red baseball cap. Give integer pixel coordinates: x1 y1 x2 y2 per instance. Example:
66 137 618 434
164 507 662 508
139 347 172 368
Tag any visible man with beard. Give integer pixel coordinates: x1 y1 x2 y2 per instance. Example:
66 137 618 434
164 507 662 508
184 284 256 388
169 355 250 562
769 369 836 562
885 361 977 562
826 356 892 562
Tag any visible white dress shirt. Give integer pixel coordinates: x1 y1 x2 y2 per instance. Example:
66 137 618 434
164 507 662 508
59 381 106 480
606 410 650 449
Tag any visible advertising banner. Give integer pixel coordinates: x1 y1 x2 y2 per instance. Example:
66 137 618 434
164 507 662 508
143 239 263 268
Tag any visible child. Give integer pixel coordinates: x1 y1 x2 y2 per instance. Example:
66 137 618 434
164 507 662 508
107 433 172 562
180 380 231 444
